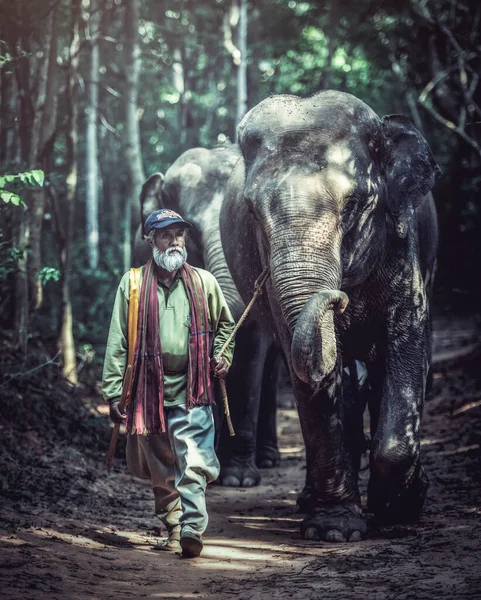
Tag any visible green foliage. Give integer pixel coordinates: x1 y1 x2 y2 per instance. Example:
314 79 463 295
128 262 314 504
38 267 60 286
0 169 45 207
0 235 26 282
0 190 23 206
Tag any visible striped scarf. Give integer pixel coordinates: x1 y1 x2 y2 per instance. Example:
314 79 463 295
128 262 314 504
127 259 214 435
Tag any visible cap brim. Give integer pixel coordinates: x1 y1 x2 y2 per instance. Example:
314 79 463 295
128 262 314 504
146 217 192 234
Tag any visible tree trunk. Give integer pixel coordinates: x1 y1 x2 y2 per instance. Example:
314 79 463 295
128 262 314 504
85 0 100 270
223 0 248 136
8 5 59 348
57 0 81 386
28 8 59 311
122 0 144 272
236 0 248 129
172 47 186 147
13 210 29 354
319 0 336 90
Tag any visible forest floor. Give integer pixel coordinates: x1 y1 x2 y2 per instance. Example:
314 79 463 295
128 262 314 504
1 312 481 600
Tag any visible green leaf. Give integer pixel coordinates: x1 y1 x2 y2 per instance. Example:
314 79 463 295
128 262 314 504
38 266 60 285
5 175 15 183
0 176 5 188
31 170 45 186
1 191 24 206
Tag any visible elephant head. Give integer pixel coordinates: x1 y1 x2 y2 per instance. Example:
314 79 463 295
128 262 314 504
134 146 241 274
236 90 440 386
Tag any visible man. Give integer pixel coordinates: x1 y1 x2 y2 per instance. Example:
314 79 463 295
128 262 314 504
102 208 235 558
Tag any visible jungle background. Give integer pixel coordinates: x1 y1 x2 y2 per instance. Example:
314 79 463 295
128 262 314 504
0 1 480 599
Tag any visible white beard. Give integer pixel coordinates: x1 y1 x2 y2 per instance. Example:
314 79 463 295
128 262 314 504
153 246 188 272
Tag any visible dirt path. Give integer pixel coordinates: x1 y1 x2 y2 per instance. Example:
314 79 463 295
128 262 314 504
1 316 480 600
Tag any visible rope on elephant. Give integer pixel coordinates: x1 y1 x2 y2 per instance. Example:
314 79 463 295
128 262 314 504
215 265 271 436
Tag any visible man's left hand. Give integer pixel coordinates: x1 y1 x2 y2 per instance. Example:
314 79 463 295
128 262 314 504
210 356 229 379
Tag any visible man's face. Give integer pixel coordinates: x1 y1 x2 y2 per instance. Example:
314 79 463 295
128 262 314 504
152 226 186 252
149 226 188 272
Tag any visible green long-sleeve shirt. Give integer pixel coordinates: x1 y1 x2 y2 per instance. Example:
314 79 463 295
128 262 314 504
102 265 235 407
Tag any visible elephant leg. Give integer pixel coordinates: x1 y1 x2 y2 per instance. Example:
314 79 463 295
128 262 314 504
296 363 367 542
342 361 369 474
296 456 313 514
256 343 281 469
298 361 369 515
367 319 430 524
216 322 266 487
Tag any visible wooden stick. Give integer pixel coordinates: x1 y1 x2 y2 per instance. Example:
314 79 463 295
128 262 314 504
214 265 270 438
219 379 235 436
105 364 132 470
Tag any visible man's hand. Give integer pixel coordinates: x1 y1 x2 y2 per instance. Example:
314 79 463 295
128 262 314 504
210 356 229 379
109 399 127 424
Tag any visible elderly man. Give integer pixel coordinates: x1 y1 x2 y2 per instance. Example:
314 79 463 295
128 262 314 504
102 208 235 558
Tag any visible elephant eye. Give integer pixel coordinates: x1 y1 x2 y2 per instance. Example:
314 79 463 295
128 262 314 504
242 132 263 159
245 131 262 147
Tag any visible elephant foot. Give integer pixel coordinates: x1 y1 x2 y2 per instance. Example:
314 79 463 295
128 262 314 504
296 484 315 514
217 458 261 487
256 445 280 469
301 504 367 543
368 464 429 524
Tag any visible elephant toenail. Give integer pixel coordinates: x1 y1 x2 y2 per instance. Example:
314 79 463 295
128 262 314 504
325 529 346 543
242 477 257 487
348 530 362 542
304 527 320 541
222 476 241 487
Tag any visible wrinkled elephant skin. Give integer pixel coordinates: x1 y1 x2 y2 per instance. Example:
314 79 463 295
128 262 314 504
220 90 440 542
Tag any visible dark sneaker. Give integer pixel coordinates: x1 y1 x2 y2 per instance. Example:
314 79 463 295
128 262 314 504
180 533 203 558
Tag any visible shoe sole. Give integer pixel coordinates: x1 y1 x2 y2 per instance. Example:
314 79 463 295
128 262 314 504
180 535 203 558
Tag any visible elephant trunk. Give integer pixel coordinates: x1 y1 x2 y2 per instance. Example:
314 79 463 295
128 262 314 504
291 289 349 385
269 235 347 385
261 182 346 385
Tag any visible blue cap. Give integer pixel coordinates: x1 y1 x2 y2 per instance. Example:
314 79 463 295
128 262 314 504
144 209 192 236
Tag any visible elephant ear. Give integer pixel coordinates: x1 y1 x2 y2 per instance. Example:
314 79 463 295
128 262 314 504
382 115 441 238
140 172 164 232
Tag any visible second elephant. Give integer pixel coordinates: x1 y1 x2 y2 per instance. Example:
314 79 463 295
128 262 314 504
134 145 281 486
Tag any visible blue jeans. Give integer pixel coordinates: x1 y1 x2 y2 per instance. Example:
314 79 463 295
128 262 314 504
126 405 219 537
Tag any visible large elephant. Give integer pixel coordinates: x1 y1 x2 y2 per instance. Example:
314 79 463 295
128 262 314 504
220 90 440 542
133 145 281 487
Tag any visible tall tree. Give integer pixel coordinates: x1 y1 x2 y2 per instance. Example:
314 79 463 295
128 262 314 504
85 0 101 270
56 0 82 385
223 0 248 136
122 0 145 271
1 1 60 350
236 0 248 127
